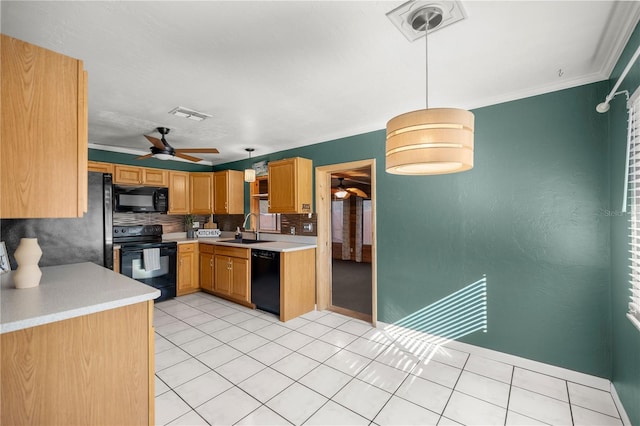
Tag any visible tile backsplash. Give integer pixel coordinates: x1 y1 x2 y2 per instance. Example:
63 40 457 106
113 212 317 236
113 213 208 234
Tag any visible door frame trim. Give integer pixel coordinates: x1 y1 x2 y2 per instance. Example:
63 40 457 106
315 159 377 326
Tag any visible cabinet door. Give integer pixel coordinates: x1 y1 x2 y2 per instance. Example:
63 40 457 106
268 157 312 214
226 170 245 214
268 159 296 213
213 170 244 214
143 168 168 187
88 161 114 174
169 172 189 214
230 257 250 303
199 252 214 292
190 173 213 214
214 255 231 294
213 172 229 214
114 165 143 185
177 244 198 295
1 34 88 218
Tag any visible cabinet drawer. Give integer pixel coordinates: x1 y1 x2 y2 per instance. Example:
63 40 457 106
199 243 215 254
215 246 250 259
178 243 197 253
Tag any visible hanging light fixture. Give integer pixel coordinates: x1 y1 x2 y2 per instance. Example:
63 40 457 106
386 5 474 175
244 148 256 182
334 178 349 199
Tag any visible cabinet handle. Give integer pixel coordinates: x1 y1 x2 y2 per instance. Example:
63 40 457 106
210 259 213 267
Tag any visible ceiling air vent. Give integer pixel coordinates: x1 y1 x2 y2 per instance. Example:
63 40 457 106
168 106 212 122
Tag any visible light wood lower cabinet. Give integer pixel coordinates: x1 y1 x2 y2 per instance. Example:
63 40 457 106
194 244 315 321
212 246 250 305
1 301 155 425
177 243 199 296
280 248 316 321
199 243 215 293
113 247 120 273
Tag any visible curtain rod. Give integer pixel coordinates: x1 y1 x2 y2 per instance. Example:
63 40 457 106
596 43 640 113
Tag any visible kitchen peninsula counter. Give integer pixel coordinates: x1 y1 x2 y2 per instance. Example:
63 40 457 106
164 236 317 252
1 261 158 425
0 261 160 334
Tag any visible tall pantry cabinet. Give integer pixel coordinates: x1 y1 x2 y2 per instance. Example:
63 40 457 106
1 34 88 218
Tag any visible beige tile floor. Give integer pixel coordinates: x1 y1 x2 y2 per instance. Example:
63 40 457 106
154 293 625 426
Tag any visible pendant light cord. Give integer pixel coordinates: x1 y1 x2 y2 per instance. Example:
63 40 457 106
424 12 430 110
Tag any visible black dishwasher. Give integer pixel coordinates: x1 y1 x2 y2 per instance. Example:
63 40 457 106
251 250 281 315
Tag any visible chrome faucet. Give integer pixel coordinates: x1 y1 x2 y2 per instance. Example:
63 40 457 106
242 212 260 240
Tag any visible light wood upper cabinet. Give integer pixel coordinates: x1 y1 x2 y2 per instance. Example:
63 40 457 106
190 173 214 215
177 243 199 296
268 157 313 214
214 170 244 214
168 171 189 215
114 165 143 185
114 165 168 187
88 161 115 175
1 34 88 218
143 168 168 187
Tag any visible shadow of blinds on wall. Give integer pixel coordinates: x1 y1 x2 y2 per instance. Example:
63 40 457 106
626 86 640 332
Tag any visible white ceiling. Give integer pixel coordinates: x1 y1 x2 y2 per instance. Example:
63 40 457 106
2 1 639 166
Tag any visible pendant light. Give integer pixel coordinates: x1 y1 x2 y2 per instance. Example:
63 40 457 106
386 6 474 175
244 148 256 182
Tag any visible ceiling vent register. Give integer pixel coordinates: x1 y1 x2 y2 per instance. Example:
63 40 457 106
168 106 212 122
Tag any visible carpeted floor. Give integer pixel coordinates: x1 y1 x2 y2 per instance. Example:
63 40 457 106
331 259 372 315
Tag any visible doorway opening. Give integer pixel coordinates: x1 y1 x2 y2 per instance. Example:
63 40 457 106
316 160 377 325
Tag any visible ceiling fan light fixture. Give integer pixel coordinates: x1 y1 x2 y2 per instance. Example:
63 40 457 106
385 3 474 176
153 152 174 161
335 189 349 199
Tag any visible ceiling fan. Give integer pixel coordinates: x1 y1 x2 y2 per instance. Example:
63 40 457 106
136 127 219 162
332 177 369 199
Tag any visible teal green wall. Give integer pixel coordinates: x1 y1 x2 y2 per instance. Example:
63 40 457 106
219 82 612 378
89 149 214 172
609 23 640 426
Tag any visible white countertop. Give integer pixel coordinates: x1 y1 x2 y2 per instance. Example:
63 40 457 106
163 236 317 253
0 262 160 334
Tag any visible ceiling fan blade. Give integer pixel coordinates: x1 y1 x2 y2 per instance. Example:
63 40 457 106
175 152 203 162
136 153 153 160
176 148 220 154
144 135 165 150
348 188 369 198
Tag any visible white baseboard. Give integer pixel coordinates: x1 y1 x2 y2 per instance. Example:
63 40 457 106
610 383 633 426
376 321 610 391
375 321 632 421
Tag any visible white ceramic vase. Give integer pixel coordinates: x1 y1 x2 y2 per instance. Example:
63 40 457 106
13 238 42 289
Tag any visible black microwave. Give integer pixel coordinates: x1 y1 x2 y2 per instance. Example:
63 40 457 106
113 185 168 213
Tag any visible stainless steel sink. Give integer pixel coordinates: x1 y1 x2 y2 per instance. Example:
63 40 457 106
225 239 272 245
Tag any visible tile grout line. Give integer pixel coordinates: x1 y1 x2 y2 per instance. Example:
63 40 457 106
156 294 625 426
